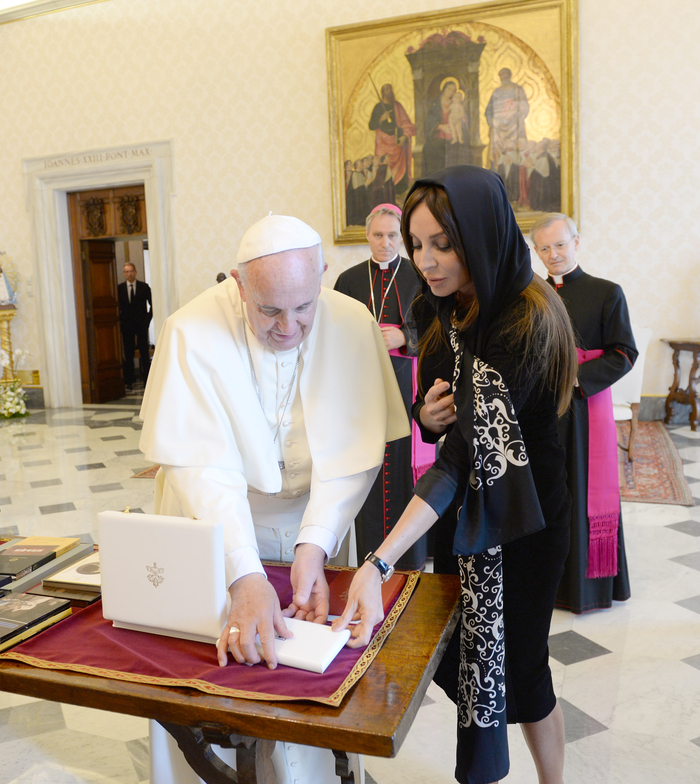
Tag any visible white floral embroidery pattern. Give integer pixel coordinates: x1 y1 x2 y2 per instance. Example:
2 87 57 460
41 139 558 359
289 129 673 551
449 326 462 412
470 357 529 490
457 548 505 729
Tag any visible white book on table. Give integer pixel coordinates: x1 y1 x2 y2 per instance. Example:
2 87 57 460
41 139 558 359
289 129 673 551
255 617 351 674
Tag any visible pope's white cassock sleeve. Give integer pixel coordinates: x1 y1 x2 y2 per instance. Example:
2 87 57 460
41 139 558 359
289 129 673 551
139 280 408 585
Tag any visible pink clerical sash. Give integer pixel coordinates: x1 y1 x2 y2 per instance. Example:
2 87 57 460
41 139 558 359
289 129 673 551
386 324 436 482
577 348 620 578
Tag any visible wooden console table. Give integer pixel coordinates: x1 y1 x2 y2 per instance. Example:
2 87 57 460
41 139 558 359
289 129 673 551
663 339 700 431
0 572 460 784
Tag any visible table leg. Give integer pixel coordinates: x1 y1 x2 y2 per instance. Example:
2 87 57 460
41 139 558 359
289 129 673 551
664 349 682 424
332 750 357 784
159 721 277 784
689 350 700 431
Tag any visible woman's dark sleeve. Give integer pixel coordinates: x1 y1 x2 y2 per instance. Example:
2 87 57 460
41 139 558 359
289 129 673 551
412 421 470 517
407 296 456 443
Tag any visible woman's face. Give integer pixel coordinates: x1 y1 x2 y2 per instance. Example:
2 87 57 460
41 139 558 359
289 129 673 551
408 202 471 298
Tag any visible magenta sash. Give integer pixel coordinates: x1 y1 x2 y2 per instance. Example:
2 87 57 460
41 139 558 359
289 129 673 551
386 324 435 482
577 348 620 578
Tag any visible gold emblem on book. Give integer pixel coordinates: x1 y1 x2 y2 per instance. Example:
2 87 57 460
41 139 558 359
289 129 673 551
146 562 164 588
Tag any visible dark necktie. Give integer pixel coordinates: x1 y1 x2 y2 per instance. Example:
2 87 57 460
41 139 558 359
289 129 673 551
129 283 134 302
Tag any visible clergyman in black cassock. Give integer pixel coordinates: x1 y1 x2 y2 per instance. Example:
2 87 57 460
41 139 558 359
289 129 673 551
532 214 637 613
334 206 424 569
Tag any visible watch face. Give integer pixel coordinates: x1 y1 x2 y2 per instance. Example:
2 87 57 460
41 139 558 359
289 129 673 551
382 564 395 583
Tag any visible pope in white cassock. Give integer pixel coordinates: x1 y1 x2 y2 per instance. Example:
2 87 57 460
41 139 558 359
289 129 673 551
139 214 409 784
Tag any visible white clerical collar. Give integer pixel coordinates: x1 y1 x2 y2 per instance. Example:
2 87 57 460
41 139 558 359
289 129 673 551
371 254 399 270
551 262 578 285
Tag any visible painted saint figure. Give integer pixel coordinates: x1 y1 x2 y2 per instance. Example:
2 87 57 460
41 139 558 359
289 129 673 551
485 68 530 171
368 83 416 194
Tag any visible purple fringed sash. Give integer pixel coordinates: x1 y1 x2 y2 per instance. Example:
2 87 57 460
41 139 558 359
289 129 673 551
577 348 620 578
388 330 435 483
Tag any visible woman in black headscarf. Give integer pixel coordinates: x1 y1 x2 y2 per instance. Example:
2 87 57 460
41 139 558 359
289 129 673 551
334 165 577 784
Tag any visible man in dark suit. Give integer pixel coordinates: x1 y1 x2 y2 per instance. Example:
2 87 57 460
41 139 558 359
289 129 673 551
118 262 152 389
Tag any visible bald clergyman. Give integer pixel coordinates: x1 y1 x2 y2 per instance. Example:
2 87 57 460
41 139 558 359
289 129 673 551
139 214 408 784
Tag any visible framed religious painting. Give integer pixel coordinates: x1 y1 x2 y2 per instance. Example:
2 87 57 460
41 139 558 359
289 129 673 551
326 0 579 243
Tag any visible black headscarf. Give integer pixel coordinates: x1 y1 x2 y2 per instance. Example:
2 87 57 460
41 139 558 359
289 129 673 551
407 165 545 556
405 164 533 352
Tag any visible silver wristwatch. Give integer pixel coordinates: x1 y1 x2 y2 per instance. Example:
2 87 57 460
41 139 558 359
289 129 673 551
364 551 395 583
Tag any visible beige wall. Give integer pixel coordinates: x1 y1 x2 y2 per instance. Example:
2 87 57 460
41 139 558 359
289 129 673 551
0 0 698 397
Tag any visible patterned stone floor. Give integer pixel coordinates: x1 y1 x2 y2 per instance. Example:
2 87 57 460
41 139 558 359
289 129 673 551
1 402 699 783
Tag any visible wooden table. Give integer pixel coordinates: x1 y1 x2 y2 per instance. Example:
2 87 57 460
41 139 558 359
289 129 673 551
663 339 700 431
0 572 460 784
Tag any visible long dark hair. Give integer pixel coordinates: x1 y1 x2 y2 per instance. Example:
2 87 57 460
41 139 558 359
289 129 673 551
402 184 577 416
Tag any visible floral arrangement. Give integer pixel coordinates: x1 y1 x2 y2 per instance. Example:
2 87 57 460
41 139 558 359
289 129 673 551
0 348 29 419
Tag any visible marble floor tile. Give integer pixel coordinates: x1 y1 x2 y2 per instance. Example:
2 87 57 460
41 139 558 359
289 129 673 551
39 502 77 515
671 551 700 571
61 705 149 744
0 694 38 711
125 738 149 782
677 445 700 462
680 462 700 480
676 593 700 613
667 519 700 536
559 697 608 742
548 630 612 666
0 700 66 743
30 478 63 488
564 730 700 784
1 729 144 783
683 652 700 670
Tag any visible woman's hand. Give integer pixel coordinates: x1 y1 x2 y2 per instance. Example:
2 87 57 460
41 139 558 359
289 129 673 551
420 378 457 434
331 562 384 648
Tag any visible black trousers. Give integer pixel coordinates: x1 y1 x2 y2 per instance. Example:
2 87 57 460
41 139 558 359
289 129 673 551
121 322 150 385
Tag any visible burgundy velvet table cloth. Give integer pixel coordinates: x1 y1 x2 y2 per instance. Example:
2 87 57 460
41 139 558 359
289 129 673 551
0 565 418 707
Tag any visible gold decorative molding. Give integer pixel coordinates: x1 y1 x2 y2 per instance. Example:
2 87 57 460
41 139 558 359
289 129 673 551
0 308 17 383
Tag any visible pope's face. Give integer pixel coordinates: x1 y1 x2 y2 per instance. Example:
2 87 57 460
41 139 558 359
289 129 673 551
367 212 401 263
233 248 325 352
532 219 579 277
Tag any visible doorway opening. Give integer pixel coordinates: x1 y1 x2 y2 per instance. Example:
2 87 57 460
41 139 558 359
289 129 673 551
68 185 152 404
23 140 176 409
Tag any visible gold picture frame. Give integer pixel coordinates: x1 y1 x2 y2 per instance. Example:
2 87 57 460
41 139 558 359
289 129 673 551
327 0 579 244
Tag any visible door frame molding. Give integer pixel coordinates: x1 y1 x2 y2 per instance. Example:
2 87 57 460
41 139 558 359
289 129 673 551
23 140 176 407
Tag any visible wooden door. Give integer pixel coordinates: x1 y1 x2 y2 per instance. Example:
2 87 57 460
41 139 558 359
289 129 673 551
68 185 147 403
81 240 125 403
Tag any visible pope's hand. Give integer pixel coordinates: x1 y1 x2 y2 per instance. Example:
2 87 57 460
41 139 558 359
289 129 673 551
331 561 384 648
217 573 292 669
420 378 457 433
283 543 330 624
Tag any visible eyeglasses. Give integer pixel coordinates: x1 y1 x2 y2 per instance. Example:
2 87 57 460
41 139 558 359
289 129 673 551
535 236 576 256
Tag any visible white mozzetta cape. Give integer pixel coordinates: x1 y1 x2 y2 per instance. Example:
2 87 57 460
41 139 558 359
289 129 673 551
139 281 409 493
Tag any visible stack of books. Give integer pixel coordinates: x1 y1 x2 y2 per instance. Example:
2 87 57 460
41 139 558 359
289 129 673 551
0 536 94 595
0 593 72 652
32 552 101 608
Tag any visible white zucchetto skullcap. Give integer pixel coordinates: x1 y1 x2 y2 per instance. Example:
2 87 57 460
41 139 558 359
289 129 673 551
236 213 321 267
